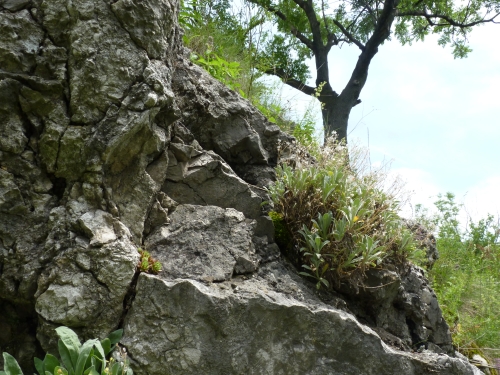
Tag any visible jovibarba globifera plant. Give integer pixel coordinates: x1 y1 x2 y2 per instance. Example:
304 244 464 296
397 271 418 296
1 326 132 375
137 248 162 274
268 136 422 290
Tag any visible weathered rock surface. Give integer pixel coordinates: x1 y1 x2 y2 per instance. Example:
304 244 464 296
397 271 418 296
145 204 258 281
163 147 263 219
0 0 484 374
123 272 482 375
171 58 289 186
335 266 452 354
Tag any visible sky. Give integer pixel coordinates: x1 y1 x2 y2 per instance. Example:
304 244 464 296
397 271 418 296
269 22 500 225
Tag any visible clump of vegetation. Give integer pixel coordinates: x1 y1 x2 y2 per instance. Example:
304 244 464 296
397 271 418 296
1 326 132 375
418 194 500 366
268 137 419 289
137 248 162 274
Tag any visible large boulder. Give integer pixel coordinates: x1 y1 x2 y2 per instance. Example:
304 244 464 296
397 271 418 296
122 271 480 375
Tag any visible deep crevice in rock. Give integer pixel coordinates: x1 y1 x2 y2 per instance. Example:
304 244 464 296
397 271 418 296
47 174 66 201
117 270 141 330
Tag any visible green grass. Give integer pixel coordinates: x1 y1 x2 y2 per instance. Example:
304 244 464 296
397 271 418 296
420 194 500 368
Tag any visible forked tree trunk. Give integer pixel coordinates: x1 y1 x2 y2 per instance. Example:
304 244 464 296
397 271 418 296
320 83 363 143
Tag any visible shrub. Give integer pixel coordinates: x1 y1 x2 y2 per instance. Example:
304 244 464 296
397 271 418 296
1 326 132 375
268 137 419 289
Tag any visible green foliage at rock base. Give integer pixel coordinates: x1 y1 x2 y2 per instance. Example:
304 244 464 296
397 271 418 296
1 327 132 375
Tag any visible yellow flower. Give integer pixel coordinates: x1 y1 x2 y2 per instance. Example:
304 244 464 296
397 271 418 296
353 216 359 222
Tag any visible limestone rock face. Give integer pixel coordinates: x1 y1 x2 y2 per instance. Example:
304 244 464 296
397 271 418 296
335 266 452 354
122 273 482 375
145 204 258 281
0 1 483 375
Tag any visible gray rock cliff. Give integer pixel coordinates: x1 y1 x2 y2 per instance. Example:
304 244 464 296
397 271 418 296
0 0 483 374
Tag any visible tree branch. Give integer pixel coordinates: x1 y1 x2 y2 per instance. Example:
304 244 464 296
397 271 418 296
264 67 317 96
293 0 325 50
397 10 500 27
337 0 399 111
247 0 315 50
332 19 366 50
321 0 339 48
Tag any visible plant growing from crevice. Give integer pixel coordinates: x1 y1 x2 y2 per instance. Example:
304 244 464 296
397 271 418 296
1 326 132 375
268 136 420 289
137 248 162 274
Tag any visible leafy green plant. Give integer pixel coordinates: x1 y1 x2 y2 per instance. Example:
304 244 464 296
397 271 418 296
137 248 162 274
298 224 332 289
268 136 417 288
192 48 244 95
1 327 132 375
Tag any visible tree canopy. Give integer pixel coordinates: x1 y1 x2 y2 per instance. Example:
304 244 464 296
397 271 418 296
246 0 499 141
181 0 499 141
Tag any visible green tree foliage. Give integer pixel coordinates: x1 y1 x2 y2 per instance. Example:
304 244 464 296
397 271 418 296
180 0 267 99
245 0 500 141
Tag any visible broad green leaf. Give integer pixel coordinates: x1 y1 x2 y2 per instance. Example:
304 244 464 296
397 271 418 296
299 271 316 279
74 340 97 375
34 357 44 375
99 338 111 358
43 354 60 374
2 353 23 375
89 342 106 373
107 330 123 346
58 340 75 374
92 341 105 364
83 349 93 372
56 327 81 369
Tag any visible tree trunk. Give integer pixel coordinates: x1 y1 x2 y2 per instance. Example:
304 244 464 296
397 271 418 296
321 96 348 142
317 0 401 143
320 84 361 143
